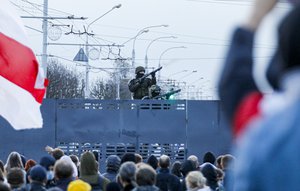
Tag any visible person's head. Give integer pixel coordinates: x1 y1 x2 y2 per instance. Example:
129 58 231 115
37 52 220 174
135 66 145 78
5 152 24 172
187 155 199 169
121 153 136 164
118 161 136 186
135 163 156 186
25 159 37 172
69 155 79 167
200 163 218 190
202 152 216 164
59 156 78 178
146 155 158 170
221 154 235 170
52 148 64 160
67 180 91 191
29 165 47 184
215 168 224 182
149 85 161 98
185 171 207 190
171 161 182 178
158 155 170 169
40 155 55 181
6 167 25 189
215 155 223 169
135 154 143 164
180 160 196 177
79 151 98 176
106 155 121 173
54 160 74 180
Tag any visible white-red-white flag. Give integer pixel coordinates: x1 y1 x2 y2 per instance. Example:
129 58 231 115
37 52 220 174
0 0 47 130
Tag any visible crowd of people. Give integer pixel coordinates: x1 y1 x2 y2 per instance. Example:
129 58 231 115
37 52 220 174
0 148 235 191
3 0 300 190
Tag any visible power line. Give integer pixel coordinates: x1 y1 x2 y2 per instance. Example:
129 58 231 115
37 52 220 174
93 33 275 49
133 56 272 61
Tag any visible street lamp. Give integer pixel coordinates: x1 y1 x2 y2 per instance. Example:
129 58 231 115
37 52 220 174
84 4 122 98
145 36 176 72
158 46 186 82
130 24 169 69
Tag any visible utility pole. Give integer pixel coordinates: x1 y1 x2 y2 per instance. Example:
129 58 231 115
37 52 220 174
42 0 48 76
48 42 124 99
21 10 87 78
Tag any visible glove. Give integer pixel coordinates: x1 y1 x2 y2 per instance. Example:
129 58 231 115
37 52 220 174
151 72 156 78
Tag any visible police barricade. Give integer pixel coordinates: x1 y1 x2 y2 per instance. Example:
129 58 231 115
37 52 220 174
0 99 231 172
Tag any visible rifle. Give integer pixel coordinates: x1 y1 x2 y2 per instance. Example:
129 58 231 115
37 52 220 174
138 66 162 82
153 89 181 100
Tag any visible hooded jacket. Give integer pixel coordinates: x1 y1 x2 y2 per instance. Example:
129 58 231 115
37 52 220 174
79 152 109 191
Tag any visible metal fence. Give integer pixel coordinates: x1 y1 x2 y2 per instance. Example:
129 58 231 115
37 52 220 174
0 99 232 171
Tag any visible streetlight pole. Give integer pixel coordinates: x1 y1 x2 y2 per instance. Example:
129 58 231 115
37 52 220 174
158 46 186 82
42 0 48 78
145 36 176 72
130 24 169 69
84 4 122 98
131 29 149 70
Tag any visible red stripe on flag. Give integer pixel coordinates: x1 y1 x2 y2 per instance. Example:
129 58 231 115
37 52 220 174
0 32 45 103
233 91 263 138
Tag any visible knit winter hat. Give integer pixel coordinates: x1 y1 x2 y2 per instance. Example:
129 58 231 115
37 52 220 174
106 155 121 172
30 165 47 182
39 156 55 171
67 180 91 191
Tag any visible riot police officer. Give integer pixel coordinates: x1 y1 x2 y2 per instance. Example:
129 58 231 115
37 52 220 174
128 66 156 99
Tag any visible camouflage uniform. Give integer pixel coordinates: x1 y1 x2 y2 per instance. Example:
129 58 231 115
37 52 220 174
128 66 156 99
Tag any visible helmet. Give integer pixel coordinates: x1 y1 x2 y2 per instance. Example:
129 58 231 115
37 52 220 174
135 66 145 74
149 85 161 98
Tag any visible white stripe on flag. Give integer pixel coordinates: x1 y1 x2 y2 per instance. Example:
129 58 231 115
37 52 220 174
0 0 46 130
0 76 43 130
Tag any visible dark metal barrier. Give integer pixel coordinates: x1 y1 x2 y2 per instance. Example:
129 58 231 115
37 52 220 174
0 99 232 171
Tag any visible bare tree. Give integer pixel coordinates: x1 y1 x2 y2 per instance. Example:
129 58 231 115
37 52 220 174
90 60 132 100
46 59 84 99
90 78 106 99
91 78 117 100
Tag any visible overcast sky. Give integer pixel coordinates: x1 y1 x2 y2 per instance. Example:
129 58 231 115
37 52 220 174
14 0 291 98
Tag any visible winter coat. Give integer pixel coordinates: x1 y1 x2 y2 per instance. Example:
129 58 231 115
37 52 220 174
156 168 181 191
